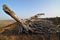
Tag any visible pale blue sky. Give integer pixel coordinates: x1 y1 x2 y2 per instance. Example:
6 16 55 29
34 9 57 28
0 0 60 20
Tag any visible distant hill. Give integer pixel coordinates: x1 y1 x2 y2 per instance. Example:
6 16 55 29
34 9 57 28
0 20 16 27
0 17 60 27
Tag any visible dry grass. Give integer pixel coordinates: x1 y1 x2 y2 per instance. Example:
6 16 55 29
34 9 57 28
0 34 47 40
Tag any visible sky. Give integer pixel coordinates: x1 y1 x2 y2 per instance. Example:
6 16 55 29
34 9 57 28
0 0 60 20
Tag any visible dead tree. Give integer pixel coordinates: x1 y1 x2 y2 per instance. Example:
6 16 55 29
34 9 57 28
3 4 33 32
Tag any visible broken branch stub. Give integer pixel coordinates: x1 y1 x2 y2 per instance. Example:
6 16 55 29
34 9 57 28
3 4 21 23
